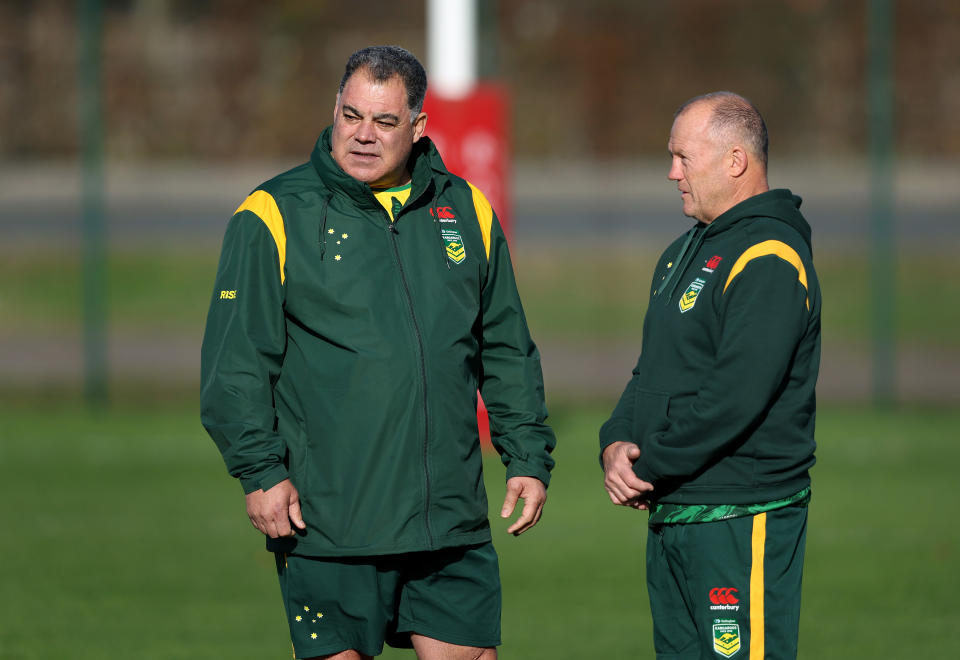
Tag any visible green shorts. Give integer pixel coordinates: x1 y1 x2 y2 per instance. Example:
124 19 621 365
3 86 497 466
275 543 501 658
646 505 808 660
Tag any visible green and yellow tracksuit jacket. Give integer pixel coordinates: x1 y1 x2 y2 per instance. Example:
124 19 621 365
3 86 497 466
201 127 555 557
600 189 820 506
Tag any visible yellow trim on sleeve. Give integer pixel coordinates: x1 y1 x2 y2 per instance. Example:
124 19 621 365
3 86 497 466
234 190 287 285
750 512 767 660
723 240 809 309
467 182 493 259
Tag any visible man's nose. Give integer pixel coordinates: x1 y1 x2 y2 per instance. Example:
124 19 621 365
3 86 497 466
354 120 376 143
667 160 681 181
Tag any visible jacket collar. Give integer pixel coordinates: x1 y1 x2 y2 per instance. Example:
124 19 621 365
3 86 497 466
704 189 811 248
309 126 450 213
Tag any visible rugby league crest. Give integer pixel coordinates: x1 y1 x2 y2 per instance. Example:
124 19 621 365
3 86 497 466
679 277 706 313
712 619 741 657
441 227 466 264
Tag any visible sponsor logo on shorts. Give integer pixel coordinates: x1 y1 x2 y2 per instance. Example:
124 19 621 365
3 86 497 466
712 619 741 657
709 587 741 612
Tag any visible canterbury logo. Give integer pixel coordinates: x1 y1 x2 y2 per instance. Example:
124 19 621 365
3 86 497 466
709 588 740 605
430 206 456 220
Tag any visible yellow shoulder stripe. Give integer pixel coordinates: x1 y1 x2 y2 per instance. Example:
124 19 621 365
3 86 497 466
234 190 287 285
467 181 493 259
723 240 809 309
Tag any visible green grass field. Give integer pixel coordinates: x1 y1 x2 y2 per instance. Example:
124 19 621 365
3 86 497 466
1 402 957 659
1 238 957 657
2 246 959 347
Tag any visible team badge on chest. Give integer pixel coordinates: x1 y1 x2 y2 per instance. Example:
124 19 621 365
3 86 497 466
441 227 466 265
679 277 706 313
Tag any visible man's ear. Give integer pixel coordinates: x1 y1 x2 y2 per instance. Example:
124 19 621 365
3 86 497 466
412 112 428 143
332 93 341 124
729 145 749 178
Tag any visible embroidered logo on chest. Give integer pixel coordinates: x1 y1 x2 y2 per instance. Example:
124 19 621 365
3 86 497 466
440 227 466 264
679 277 706 313
702 254 723 273
430 206 457 221
326 227 350 262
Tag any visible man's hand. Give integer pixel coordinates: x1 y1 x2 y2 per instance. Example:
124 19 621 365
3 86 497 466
602 441 654 509
500 476 547 536
245 479 306 538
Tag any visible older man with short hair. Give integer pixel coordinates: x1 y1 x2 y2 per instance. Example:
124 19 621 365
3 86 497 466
202 45 555 660
601 91 821 660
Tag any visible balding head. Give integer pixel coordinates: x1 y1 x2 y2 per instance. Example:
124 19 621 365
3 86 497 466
676 92 768 171
667 91 770 223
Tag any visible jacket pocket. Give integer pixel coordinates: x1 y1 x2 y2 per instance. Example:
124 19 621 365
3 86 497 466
287 422 309 491
632 389 671 446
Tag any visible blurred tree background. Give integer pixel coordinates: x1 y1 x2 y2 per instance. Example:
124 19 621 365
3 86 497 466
2 0 959 160
1 0 958 403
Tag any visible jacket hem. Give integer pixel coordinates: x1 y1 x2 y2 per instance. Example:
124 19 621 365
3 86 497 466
265 528 493 557
652 476 811 506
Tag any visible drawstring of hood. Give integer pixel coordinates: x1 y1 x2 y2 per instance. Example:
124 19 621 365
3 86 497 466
429 188 450 270
667 225 709 301
653 223 710 304
317 194 332 260
655 225 698 300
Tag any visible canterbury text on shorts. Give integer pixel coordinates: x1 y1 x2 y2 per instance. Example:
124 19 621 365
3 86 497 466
275 542 501 658
646 504 808 659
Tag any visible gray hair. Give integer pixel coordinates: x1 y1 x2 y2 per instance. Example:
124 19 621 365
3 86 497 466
339 46 428 121
676 91 768 168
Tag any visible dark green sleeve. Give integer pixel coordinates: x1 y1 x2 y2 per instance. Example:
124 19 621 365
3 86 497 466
478 214 556 486
200 211 289 494
633 254 810 485
597 367 641 465
598 244 676 465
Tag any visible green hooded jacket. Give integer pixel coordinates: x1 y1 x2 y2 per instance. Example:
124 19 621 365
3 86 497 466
201 127 555 556
599 189 821 504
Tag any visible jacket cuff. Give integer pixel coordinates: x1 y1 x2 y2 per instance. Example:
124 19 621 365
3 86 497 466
598 420 633 468
240 464 290 495
505 459 552 488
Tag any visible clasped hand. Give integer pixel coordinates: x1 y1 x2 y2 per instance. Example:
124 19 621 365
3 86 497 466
602 442 654 510
245 479 306 538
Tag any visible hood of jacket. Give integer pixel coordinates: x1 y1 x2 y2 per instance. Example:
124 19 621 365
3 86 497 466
706 188 812 251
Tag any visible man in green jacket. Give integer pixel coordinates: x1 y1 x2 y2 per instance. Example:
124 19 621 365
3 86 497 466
201 45 555 660
600 92 821 659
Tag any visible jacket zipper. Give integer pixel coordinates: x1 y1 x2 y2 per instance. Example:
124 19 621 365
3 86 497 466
386 220 435 548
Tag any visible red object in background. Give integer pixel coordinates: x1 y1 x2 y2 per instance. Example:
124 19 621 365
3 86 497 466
422 82 511 237
422 83 511 451
476 397 491 448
